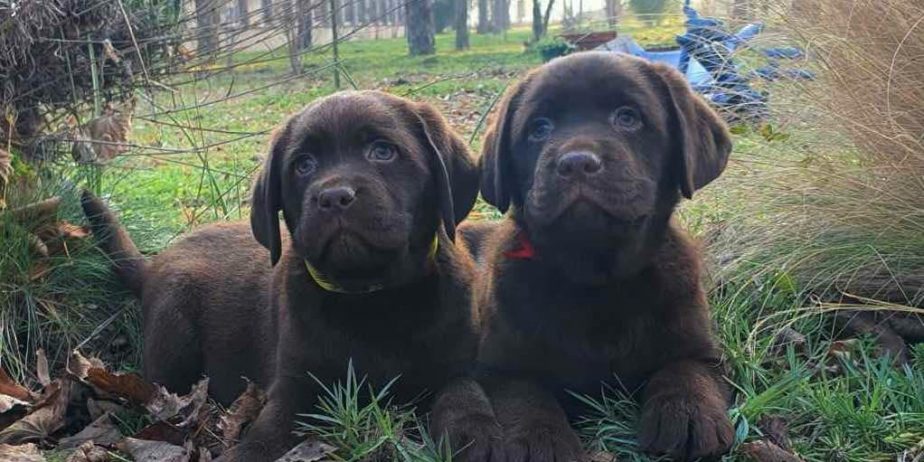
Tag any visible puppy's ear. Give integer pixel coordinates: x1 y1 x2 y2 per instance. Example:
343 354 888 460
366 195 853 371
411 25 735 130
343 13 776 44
250 125 291 265
411 102 479 241
480 78 530 213
654 64 733 199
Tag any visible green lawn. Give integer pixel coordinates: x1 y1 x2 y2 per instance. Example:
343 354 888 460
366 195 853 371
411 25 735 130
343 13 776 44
4 23 923 462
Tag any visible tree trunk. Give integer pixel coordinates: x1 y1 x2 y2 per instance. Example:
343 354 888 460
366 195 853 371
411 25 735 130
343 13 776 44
516 0 525 24
357 0 366 24
492 0 509 31
455 0 469 49
296 0 312 49
237 0 250 27
406 0 436 55
477 0 490 33
195 0 221 55
318 0 330 26
605 0 621 27
542 0 553 36
347 0 356 25
262 0 274 25
531 0 554 42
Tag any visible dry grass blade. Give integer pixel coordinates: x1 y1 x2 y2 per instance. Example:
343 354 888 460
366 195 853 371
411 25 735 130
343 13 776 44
716 0 924 309
0 148 11 191
35 350 50 388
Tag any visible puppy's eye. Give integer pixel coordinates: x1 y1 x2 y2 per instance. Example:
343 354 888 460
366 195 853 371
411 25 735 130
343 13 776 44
612 107 642 130
294 156 317 176
367 141 398 162
528 118 554 142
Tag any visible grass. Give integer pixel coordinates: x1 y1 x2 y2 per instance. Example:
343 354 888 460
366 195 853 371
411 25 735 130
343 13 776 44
2 10 922 462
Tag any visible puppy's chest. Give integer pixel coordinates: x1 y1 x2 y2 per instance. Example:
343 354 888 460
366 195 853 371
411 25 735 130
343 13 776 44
501 272 664 386
312 295 468 387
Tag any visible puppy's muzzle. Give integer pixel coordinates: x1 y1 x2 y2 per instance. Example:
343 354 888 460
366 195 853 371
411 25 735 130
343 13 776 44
556 151 603 179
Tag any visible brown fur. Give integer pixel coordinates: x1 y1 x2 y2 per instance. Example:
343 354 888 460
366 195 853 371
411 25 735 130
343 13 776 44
82 91 493 461
446 52 734 461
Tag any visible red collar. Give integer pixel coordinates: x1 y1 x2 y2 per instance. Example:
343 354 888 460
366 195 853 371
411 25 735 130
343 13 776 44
503 231 537 260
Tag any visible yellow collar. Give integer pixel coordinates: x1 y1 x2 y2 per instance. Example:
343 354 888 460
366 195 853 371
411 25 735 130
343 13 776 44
304 235 440 294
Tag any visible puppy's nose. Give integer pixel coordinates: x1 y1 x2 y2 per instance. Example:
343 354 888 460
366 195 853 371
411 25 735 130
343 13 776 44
557 151 603 178
317 186 356 212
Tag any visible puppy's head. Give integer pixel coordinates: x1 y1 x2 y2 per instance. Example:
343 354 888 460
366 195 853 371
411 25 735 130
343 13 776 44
251 91 479 281
481 52 731 248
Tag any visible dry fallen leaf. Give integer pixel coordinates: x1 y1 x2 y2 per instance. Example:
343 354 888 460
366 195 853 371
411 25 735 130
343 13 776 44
58 413 123 449
117 437 190 462
146 378 209 425
588 451 617 462
86 397 125 422
0 395 30 414
64 441 111 462
0 380 72 444
275 440 337 462
218 381 266 442
86 368 156 406
75 102 133 164
67 351 107 382
0 442 45 462
3 197 60 228
757 415 792 451
0 368 34 402
741 439 805 462
133 421 187 447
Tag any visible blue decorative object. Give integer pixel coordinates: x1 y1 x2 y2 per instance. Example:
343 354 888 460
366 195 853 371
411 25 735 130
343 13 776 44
598 0 812 122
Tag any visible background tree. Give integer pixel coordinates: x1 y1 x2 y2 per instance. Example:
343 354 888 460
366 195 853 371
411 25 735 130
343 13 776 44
434 0 454 33
455 0 470 49
237 0 250 27
492 0 510 32
296 0 313 50
406 0 436 55
195 0 221 55
628 0 675 25
531 0 555 41
262 0 275 24
477 0 490 33
605 0 622 27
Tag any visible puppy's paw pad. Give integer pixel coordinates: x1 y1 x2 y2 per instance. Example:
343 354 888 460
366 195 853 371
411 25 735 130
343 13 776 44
639 397 734 461
505 425 585 462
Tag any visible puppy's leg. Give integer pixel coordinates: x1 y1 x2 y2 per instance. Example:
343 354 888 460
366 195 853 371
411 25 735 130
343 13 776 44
142 296 202 394
638 360 733 461
430 377 505 462
483 376 585 462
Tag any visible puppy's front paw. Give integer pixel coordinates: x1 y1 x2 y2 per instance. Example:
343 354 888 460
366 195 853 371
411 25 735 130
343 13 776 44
505 424 585 462
439 413 506 462
638 394 733 461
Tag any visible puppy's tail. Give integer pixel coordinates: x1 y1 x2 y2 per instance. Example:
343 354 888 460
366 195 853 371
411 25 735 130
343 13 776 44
80 190 147 297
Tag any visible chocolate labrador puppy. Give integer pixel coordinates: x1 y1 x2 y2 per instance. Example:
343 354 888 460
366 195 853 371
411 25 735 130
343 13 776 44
452 52 735 461
82 91 500 461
